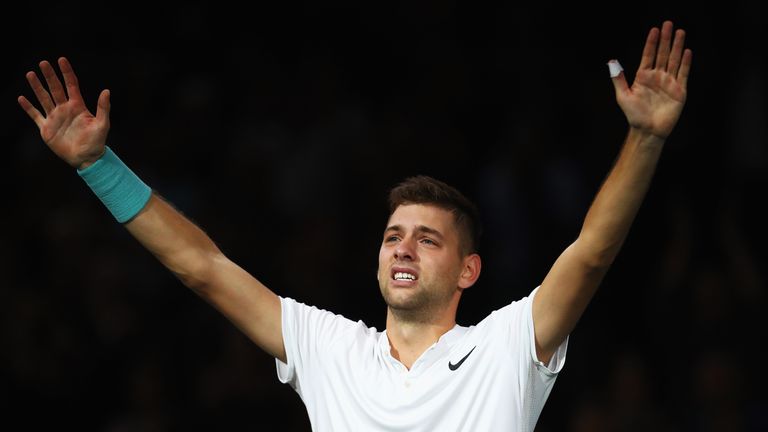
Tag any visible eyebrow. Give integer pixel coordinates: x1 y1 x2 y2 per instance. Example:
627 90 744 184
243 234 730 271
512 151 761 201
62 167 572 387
384 224 445 240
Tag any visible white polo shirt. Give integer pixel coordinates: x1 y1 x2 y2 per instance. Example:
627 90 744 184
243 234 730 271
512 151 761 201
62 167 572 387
276 287 567 431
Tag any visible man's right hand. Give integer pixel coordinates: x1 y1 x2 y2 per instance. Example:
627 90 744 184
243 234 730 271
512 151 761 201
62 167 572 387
19 57 288 362
18 57 111 170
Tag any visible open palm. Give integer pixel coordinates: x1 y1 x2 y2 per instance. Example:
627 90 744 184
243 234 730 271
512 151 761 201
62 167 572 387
18 57 110 169
612 21 692 139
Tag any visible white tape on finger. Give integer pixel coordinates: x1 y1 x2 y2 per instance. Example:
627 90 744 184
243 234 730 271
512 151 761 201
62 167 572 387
607 60 623 78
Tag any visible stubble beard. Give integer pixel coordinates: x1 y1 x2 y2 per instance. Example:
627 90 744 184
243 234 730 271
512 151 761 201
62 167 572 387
379 277 454 324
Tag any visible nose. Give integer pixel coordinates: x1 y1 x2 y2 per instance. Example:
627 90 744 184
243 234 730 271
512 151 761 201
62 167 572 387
394 237 416 261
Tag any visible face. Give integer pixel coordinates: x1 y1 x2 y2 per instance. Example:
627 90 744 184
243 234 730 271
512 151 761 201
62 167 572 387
377 204 478 321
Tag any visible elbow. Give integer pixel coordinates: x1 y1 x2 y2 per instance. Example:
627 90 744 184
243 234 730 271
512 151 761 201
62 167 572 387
584 247 618 271
173 251 226 294
571 236 621 271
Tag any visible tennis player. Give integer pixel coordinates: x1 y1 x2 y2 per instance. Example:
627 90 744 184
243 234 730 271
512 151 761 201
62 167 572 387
19 20 691 431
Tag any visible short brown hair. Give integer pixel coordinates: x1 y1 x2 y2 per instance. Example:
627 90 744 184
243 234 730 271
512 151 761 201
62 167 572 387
388 175 482 256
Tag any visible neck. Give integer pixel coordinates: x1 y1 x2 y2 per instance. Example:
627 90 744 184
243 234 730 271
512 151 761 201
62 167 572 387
385 309 456 370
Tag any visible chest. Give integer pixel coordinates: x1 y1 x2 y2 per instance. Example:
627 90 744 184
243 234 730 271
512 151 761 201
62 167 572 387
308 339 519 420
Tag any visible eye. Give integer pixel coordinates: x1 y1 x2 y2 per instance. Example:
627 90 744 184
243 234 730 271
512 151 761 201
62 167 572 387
385 235 400 243
420 238 436 246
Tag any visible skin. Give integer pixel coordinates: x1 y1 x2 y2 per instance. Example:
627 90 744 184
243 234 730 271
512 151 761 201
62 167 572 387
18 21 691 372
532 20 691 363
378 204 481 368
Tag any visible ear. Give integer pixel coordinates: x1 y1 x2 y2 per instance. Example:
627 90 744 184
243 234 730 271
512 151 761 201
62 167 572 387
458 254 481 289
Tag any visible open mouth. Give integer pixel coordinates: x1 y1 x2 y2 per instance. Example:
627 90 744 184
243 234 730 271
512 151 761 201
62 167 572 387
393 271 417 281
391 268 419 282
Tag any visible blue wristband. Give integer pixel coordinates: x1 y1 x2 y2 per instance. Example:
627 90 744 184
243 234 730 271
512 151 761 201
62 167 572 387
77 146 152 223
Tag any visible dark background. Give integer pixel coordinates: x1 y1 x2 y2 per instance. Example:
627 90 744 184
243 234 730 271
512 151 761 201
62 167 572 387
2 2 767 431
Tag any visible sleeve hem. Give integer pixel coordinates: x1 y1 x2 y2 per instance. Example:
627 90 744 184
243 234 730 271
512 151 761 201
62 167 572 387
527 286 569 378
275 296 295 384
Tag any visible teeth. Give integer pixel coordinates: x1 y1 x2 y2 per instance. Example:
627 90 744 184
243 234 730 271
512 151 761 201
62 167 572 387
394 272 416 281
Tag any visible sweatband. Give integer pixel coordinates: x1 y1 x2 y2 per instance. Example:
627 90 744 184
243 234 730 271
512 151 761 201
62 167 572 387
77 146 152 223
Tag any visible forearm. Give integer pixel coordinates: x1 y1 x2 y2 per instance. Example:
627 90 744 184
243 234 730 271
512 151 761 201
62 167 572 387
20 57 287 359
578 127 665 266
125 193 222 291
126 193 285 359
534 127 665 361
75 146 223 290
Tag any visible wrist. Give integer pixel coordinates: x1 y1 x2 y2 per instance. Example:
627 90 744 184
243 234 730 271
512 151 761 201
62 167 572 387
626 127 666 150
77 146 152 223
76 148 107 170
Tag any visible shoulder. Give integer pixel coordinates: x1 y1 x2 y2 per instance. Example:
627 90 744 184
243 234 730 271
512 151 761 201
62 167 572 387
480 287 538 326
280 296 378 343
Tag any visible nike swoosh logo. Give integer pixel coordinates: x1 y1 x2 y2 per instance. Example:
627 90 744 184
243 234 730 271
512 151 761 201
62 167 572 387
448 346 476 371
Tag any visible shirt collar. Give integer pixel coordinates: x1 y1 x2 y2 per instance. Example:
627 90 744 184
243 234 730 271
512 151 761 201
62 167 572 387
378 324 468 372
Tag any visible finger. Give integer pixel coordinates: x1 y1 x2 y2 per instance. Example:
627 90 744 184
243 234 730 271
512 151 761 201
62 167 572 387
638 26 660 70
58 57 84 102
40 60 68 105
666 29 686 76
25 70 55 115
96 89 111 125
17 95 45 128
608 60 629 95
677 49 693 89
654 21 674 70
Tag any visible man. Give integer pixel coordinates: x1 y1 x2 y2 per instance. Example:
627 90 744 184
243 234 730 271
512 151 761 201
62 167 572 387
18 20 691 431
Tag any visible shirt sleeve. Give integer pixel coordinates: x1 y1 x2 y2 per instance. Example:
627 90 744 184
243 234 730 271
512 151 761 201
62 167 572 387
487 285 568 425
517 286 568 428
275 296 358 395
525 286 568 377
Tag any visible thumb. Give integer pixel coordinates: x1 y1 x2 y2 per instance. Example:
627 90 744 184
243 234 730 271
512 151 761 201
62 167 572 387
607 60 629 96
96 89 111 125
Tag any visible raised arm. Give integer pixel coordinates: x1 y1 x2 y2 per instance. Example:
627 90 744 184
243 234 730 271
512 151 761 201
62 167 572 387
18 57 286 362
532 21 693 363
